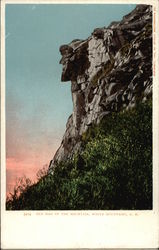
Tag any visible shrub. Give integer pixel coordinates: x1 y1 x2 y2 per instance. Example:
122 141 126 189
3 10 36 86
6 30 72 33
6 99 152 210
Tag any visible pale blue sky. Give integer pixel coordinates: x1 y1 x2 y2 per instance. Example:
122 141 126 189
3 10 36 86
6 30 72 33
6 4 136 173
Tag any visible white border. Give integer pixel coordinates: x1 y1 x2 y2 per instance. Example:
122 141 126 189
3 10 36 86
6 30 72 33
1 0 159 248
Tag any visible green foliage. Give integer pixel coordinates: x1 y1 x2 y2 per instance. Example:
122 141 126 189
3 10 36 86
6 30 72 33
6 99 152 210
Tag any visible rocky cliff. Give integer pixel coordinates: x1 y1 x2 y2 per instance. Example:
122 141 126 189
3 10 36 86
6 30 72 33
49 4 152 173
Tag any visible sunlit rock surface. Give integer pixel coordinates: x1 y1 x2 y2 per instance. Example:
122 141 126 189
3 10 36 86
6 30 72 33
49 4 152 172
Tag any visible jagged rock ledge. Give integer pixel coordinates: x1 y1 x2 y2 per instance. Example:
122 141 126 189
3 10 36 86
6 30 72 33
49 4 152 173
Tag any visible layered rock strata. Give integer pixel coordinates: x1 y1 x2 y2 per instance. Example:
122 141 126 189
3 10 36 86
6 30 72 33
49 4 152 172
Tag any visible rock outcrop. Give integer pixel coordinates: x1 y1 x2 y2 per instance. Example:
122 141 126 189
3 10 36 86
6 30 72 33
49 4 152 172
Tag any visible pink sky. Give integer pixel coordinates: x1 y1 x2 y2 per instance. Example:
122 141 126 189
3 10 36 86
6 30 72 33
6 91 65 195
5 3 135 198
6 133 61 195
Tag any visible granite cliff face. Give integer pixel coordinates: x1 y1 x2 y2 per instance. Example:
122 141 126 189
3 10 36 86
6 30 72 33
49 4 152 172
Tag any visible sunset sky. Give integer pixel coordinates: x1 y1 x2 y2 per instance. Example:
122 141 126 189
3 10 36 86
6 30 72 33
6 3 136 194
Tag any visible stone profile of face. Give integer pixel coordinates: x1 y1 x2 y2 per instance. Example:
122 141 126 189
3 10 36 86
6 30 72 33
59 40 89 82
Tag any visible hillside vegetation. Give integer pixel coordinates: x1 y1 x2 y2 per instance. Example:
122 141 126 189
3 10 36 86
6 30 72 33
6 99 152 210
